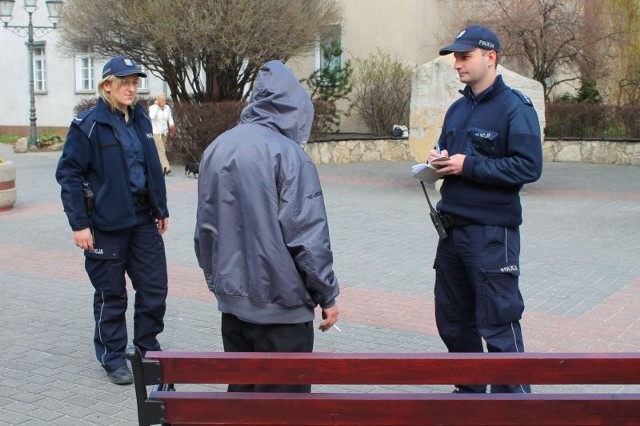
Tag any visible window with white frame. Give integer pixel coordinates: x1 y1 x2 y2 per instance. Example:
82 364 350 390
33 43 47 93
137 64 149 92
316 24 342 72
74 55 95 93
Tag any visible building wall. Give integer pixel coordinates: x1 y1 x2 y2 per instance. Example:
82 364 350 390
289 0 453 133
0 5 166 138
0 0 485 137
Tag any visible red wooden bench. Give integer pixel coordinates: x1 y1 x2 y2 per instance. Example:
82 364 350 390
126 347 640 425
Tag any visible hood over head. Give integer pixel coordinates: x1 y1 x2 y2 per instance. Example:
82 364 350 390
239 60 314 146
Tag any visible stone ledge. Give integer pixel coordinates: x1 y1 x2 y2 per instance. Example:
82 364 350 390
305 138 411 164
543 139 640 165
305 137 640 166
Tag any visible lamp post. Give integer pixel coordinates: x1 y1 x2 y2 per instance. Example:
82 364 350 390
0 0 63 149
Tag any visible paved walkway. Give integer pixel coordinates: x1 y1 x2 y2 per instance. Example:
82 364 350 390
1 143 639 424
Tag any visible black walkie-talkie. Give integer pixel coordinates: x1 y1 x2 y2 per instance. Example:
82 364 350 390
420 181 448 239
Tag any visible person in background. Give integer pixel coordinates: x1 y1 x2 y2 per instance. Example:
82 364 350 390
56 55 170 385
148 92 175 176
194 60 340 393
429 25 543 393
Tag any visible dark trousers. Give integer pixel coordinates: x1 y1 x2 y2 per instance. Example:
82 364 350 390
84 207 167 372
434 224 531 393
221 313 314 393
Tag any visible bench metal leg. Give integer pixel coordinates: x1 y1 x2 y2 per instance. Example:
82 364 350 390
126 345 166 426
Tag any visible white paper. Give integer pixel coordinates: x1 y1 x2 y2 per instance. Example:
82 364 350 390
411 163 442 183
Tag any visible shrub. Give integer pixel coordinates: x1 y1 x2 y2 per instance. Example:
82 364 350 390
351 50 412 136
73 98 98 116
170 101 245 163
544 103 640 138
545 103 609 138
616 105 640 138
36 129 62 148
576 78 602 104
303 42 353 137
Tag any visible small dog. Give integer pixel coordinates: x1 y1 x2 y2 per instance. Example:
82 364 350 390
185 160 200 178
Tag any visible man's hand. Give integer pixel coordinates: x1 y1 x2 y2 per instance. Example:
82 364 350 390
74 228 94 251
434 154 465 176
319 304 339 332
428 148 448 164
157 217 169 235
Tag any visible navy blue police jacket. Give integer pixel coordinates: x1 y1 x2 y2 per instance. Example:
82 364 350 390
436 75 543 226
56 98 169 232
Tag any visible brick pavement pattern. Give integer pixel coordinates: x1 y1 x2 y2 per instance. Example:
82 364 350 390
1 143 639 424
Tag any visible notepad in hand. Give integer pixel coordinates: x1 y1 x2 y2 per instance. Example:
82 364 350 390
411 163 441 183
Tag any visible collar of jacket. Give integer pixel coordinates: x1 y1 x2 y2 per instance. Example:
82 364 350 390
460 74 508 103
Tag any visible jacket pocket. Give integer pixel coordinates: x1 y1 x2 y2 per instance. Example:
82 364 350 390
468 127 498 157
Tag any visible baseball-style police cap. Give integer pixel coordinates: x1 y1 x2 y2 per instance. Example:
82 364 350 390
102 55 147 78
439 25 500 55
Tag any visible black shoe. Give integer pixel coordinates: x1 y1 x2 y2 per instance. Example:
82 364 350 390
107 365 133 385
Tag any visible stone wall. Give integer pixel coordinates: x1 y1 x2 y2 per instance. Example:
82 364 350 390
544 138 640 166
305 137 640 166
305 138 411 164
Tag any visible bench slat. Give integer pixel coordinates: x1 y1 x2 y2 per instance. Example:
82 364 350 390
146 352 640 385
152 392 640 425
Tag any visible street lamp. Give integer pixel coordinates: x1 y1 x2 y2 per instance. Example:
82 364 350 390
0 0 63 149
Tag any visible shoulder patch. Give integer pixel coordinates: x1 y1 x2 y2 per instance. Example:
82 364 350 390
511 89 533 106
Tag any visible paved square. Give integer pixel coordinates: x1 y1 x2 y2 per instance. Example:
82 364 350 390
1 144 639 424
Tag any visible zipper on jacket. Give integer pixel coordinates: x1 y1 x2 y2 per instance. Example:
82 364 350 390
463 97 477 130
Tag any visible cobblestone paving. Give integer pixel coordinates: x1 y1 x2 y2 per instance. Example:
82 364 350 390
1 144 639 424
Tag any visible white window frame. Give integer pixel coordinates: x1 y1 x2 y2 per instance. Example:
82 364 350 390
137 64 149 93
33 42 47 93
314 24 343 73
74 55 95 93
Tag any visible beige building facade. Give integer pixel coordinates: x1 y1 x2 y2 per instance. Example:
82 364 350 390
289 0 458 133
0 1 523 139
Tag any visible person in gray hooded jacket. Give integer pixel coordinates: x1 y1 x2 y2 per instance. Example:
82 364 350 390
194 60 340 393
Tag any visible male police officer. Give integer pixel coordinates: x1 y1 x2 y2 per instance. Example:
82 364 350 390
428 26 543 393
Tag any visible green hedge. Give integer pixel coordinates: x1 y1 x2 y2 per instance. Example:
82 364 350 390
545 103 640 139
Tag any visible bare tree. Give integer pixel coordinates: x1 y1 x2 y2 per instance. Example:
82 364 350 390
57 0 341 102
445 0 623 102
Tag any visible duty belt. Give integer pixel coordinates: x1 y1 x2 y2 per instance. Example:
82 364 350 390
132 193 149 205
439 213 472 229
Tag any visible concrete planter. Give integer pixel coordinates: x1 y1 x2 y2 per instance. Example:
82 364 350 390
0 160 17 211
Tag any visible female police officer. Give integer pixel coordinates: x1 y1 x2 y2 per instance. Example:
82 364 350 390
56 56 169 385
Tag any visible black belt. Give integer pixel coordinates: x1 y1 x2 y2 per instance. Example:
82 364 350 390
439 213 472 229
132 193 149 205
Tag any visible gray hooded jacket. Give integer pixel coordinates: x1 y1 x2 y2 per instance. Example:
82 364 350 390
194 60 339 324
